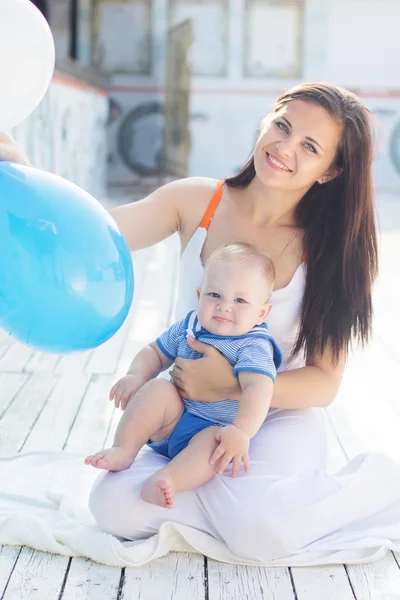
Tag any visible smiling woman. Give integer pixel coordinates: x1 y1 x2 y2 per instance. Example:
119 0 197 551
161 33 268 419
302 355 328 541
225 83 376 364
86 83 383 563
2 82 395 567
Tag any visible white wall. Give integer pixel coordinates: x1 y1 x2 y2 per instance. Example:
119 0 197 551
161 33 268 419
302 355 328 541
324 0 400 88
13 70 109 199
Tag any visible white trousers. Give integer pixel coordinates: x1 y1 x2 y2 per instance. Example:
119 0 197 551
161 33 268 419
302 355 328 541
89 407 400 563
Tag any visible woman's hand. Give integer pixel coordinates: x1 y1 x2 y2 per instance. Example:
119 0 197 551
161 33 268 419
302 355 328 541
0 133 32 166
169 337 241 401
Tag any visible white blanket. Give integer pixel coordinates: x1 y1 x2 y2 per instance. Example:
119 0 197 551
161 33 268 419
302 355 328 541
1 450 400 567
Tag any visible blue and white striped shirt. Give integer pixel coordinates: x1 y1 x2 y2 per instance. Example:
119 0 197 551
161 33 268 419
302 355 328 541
156 310 282 426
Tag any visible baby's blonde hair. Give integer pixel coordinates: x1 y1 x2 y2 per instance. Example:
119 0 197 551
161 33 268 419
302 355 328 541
205 242 275 290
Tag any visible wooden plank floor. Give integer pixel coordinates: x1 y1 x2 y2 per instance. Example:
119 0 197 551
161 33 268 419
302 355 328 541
0 192 400 599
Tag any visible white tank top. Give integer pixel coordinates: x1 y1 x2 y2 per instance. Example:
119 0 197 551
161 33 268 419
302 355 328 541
175 211 307 372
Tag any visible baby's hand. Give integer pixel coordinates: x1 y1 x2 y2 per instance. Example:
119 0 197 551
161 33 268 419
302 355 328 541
210 425 250 477
109 375 145 410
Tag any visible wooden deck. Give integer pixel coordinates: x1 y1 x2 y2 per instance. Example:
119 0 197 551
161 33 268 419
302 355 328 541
0 192 400 599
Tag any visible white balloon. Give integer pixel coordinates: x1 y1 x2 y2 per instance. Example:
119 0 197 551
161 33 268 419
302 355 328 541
0 0 55 130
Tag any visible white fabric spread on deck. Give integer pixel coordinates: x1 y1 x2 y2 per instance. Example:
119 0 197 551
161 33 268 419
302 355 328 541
1 449 400 567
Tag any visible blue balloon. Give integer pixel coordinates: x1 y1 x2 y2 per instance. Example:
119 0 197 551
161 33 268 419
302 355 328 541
0 162 134 353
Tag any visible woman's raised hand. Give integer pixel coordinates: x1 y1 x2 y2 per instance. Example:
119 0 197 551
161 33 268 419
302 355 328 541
169 336 240 401
0 133 32 166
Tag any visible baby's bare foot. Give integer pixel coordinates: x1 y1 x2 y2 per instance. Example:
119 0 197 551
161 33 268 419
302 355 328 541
84 447 136 471
141 476 175 508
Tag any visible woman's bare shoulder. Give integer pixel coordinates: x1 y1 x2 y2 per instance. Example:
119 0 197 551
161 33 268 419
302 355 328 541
166 176 221 230
164 176 219 199
109 176 220 251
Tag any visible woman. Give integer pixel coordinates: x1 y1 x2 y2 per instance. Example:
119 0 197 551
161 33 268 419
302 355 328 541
2 83 398 564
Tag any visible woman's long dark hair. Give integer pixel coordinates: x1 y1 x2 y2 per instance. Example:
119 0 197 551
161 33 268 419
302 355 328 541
225 82 378 362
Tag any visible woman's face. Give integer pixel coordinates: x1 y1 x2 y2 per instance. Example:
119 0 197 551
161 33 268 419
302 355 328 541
254 99 342 193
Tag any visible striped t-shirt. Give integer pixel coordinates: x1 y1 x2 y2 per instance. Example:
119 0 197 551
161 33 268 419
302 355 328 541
156 310 282 426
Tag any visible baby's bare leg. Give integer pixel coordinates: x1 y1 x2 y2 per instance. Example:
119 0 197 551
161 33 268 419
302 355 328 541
141 425 220 508
84 379 183 471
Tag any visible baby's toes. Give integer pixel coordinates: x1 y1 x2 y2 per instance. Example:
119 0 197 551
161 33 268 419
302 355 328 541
95 456 111 469
92 452 106 466
87 452 103 466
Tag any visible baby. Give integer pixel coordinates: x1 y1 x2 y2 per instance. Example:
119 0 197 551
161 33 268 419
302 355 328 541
85 242 282 508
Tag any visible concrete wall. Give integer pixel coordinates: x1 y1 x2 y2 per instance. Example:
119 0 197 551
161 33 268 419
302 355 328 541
97 0 400 191
12 64 109 199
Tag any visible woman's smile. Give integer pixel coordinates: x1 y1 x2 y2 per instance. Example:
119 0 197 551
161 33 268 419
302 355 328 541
265 151 292 172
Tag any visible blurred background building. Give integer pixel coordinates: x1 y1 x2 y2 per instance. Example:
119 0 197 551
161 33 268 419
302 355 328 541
17 0 400 199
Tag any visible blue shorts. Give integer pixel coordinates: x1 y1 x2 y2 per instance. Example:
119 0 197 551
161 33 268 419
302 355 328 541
146 411 217 459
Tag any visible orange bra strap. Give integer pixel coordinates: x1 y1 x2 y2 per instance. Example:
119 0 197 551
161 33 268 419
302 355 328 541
199 180 224 230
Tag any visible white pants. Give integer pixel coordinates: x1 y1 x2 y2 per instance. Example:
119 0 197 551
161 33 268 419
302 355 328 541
89 408 333 561
89 406 400 563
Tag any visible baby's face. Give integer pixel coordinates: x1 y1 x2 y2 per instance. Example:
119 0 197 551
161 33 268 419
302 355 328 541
197 260 272 336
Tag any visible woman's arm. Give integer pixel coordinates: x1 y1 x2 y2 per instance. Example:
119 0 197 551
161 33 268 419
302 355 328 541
0 133 210 252
0 133 179 248
171 337 346 409
271 346 346 409
109 182 183 251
